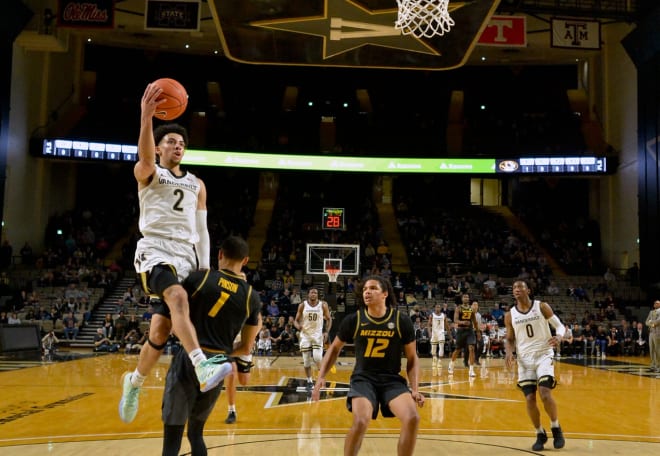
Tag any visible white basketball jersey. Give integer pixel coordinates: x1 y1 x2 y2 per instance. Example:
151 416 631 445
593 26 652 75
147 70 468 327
301 300 324 338
510 300 552 355
138 166 201 242
430 312 446 342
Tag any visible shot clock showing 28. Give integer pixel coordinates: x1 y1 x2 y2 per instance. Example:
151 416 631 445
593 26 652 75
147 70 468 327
322 207 345 231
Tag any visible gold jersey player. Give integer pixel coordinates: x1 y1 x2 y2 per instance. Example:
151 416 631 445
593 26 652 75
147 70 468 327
119 83 232 424
505 280 566 451
312 275 424 456
294 287 332 387
448 293 480 377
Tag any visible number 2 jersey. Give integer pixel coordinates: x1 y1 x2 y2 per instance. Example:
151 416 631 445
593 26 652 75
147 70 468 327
337 307 415 376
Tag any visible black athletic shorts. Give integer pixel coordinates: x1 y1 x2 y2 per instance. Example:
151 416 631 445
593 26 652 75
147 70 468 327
347 371 411 419
455 327 476 349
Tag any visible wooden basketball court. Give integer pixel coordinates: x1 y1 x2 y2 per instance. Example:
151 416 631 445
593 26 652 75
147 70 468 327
0 350 657 455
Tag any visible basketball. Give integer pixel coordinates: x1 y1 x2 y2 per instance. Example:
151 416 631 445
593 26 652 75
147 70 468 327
152 78 188 121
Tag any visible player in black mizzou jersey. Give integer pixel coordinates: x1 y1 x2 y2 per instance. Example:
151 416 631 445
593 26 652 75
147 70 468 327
161 236 262 456
312 275 424 456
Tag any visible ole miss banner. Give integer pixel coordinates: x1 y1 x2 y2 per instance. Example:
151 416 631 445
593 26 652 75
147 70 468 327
57 0 115 29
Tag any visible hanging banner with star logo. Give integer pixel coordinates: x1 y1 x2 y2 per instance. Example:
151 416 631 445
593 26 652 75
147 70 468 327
207 0 501 70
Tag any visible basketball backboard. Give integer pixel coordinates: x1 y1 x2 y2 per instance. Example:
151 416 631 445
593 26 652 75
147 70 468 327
306 243 360 276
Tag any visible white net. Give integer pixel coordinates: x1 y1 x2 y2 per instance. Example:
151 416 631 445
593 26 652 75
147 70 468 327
326 269 340 283
395 0 455 39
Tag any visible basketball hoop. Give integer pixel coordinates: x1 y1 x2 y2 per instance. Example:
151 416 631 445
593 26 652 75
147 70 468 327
395 0 455 39
325 268 340 283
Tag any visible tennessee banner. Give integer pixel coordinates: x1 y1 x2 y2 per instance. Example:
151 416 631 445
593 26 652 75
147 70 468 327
551 17 600 50
477 15 526 47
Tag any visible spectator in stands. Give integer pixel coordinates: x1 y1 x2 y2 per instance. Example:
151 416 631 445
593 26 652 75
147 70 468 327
546 281 560 296
94 327 120 352
127 313 140 333
487 322 505 358
265 298 280 319
50 306 62 324
124 328 146 354
282 270 295 290
274 323 295 354
633 322 648 355
257 326 273 356
114 311 128 342
122 287 138 308
482 275 497 299
278 288 294 316
102 313 115 340
7 312 21 324
38 306 52 321
63 311 79 340
605 304 617 321
396 291 407 308
142 304 154 321
620 320 634 355
606 326 622 356
594 326 608 358
300 275 313 291
490 302 505 327
23 308 36 321
583 323 596 356
0 311 7 324
290 287 302 307
569 323 585 357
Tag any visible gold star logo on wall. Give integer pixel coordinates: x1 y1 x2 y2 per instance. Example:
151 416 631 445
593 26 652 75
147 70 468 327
208 0 501 70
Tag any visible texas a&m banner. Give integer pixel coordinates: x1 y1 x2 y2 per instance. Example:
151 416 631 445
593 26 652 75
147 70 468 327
551 17 600 50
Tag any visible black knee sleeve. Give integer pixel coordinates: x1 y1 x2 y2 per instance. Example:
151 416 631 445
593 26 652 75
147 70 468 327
148 337 167 351
538 375 557 389
517 379 537 397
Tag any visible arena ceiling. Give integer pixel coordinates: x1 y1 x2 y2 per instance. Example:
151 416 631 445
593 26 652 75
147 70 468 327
20 0 655 68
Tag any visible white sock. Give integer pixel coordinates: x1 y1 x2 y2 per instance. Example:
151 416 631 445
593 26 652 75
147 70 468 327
536 426 545 434
131 369 147 387
551 420 560 428
189 348 207 367
228 405 236 412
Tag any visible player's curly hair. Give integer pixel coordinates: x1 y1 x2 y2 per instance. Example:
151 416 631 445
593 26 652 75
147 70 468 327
153 123 189 146
355 275 397 309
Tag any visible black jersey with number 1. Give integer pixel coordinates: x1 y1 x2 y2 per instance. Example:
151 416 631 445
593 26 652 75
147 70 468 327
183 268 262 353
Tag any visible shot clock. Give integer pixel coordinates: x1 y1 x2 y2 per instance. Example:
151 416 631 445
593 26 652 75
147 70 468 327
322 207 345 230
